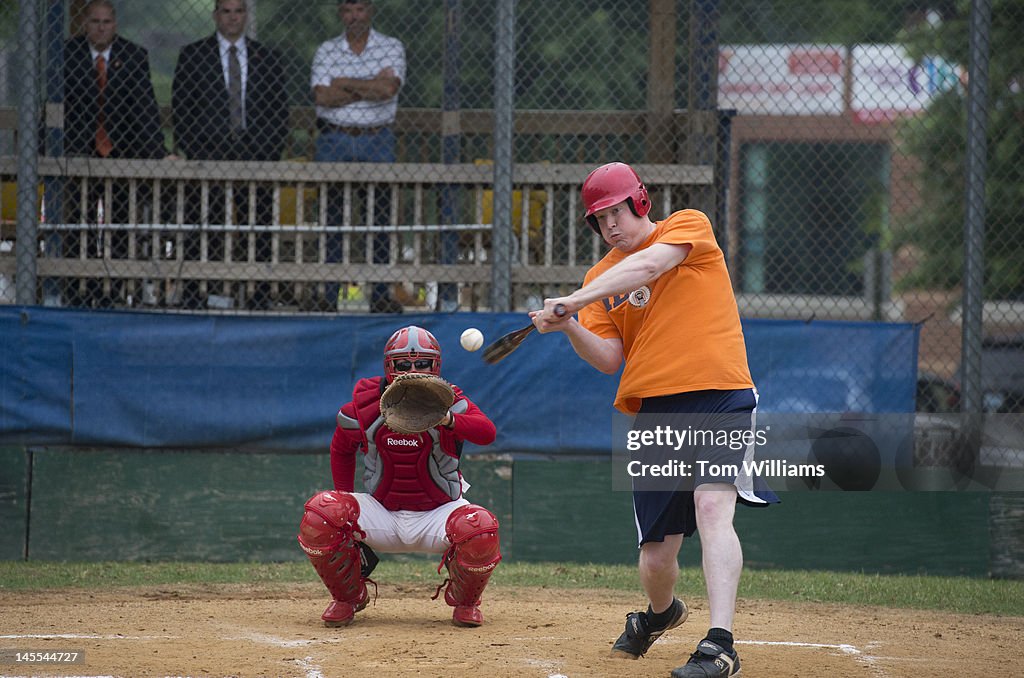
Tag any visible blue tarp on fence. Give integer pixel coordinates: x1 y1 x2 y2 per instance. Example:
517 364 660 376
0 306 919 453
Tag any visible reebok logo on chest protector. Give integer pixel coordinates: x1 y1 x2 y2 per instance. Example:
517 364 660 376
386 436 420 447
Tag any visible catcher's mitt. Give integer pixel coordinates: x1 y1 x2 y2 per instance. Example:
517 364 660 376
380 373 455 434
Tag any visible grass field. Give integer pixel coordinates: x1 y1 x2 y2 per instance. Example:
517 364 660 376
2 560 1022 616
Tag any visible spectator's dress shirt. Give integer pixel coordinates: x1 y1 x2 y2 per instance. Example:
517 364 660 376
311 28 406 128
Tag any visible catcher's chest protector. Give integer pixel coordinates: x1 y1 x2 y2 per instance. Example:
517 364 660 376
351 378 462 511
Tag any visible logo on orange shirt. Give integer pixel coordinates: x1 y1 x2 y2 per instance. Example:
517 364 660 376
602 286 652 311
628 286 652 308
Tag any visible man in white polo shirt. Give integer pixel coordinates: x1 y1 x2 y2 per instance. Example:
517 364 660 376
311 0 406 314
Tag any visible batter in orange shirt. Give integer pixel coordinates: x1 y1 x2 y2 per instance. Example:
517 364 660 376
532 162 774 678
578 207 753 414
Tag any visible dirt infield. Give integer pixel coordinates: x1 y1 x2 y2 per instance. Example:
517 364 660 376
1 581 1021 677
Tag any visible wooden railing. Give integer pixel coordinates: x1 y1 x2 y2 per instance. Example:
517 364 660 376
0 156 714 311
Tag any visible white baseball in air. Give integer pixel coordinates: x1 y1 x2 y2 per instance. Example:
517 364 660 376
460 327 484 352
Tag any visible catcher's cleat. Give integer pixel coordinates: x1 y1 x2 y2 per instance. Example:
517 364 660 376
670 640 741 677
609 597 688 659
452 604 484 627
321 584 369 627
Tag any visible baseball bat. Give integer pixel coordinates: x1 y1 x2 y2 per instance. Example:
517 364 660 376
481 304 567 365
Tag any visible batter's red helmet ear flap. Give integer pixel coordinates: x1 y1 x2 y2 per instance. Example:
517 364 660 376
581 162 650 233
626 196 647 217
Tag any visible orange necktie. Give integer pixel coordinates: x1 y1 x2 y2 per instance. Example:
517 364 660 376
95 55 113 157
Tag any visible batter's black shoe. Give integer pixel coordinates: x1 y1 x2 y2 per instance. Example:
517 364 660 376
671 640 741 677
609 597 688 659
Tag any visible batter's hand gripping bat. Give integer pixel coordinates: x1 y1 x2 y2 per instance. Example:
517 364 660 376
482 304 566 364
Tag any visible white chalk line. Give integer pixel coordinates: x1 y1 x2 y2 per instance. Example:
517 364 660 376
0 631 920 678
224 630 342 678
656 637 900 677
0 633 177 640
223 631 362 678
737 639 863 652
294 656 325 678
522 657 564 672
222 631 327 649
736 638 895 677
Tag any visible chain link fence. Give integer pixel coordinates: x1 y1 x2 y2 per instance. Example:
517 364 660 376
2 1 1023 419
3 0 718 315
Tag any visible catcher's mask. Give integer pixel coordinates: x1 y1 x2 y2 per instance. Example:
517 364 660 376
581 162 650 233
384 325 442 381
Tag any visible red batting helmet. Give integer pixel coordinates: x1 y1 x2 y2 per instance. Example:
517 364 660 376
383 325 442 381
581 162 651 232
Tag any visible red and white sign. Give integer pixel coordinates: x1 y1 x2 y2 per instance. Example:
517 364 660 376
718 44 846 116
717 43 962 120
851 44 963 123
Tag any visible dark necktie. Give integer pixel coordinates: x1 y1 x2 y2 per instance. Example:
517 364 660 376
95 54 113 157
228 45 243 133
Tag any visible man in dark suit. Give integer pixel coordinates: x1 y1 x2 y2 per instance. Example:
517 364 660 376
61 0 167 306
172 0 289 309
64 0 166 162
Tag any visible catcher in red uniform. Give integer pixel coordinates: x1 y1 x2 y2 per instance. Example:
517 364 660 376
297 325 500 628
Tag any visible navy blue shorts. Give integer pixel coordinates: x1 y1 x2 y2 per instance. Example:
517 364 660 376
630 388 757 545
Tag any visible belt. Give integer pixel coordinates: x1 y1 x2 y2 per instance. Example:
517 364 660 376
317 121 388 136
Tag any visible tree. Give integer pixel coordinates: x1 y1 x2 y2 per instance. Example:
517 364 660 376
719 0 929 44
897 0 1024 299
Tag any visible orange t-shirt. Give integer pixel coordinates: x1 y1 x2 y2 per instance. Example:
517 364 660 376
578 209 753 414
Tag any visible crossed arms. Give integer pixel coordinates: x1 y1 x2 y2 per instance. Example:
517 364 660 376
313 67 401 108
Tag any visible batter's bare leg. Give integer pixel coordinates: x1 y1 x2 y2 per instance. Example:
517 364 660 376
693 484 740 631
669 484 743 678
610 534 688 659
639 534 683 612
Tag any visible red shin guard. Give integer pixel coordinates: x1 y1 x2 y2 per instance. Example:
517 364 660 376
437 504 501 626
297 491 369 626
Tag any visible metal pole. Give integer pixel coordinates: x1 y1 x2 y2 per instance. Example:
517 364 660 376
961 0 991 452
439 0 462 311
716 110 734 263
690 0 719 120
689 0 720 218
645 0 675 163
45 0 64 158
15 0 41 305
489 0 514 312
247 0 258 39
42 0 66 307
